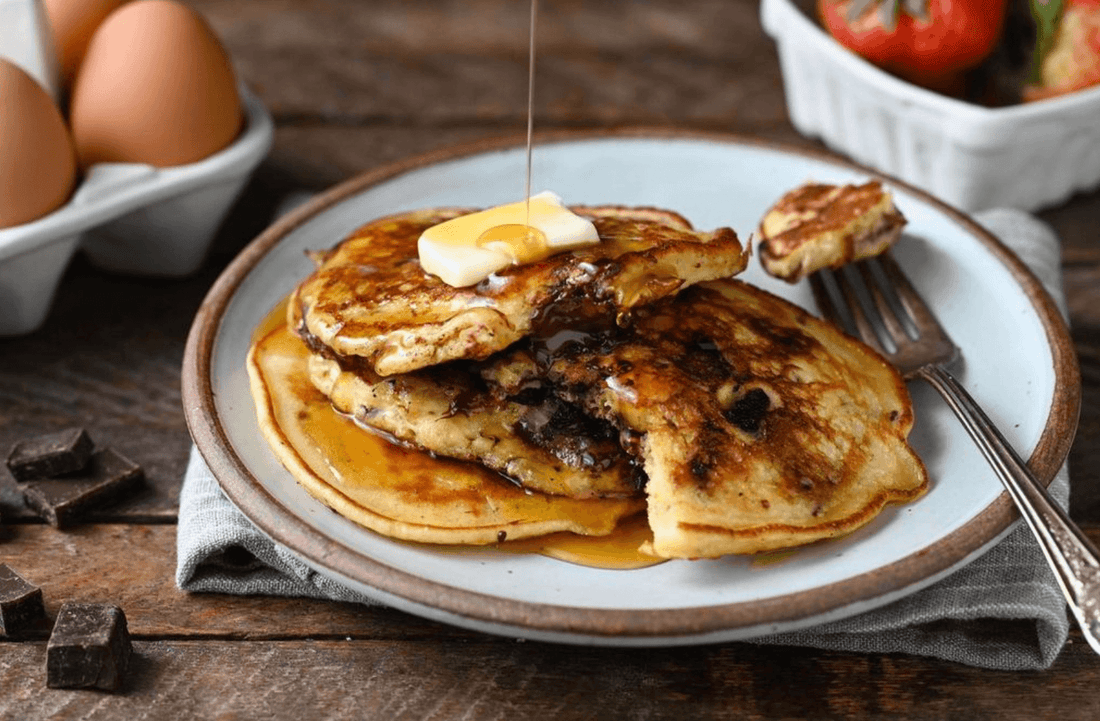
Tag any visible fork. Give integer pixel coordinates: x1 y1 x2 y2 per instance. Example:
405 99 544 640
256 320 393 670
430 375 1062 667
810 251 1100 655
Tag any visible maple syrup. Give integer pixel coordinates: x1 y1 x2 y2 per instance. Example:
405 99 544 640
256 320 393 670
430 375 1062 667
494 512 660 570
479 0 540 252
524 0 538 226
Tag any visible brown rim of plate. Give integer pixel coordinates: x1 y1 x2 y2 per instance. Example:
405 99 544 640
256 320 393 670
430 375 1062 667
181 127 1081 641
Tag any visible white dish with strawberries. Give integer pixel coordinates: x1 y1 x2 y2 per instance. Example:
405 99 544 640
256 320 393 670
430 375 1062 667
762 0 1100 212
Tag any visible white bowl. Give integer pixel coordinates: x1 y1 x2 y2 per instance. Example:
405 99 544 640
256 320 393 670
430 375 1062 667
761 0 1100 212
0 87 274 336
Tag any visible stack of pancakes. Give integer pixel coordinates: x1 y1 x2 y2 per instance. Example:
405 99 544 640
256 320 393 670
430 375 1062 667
249 194 927 559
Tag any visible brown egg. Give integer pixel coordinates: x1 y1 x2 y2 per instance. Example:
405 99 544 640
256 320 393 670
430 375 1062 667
42 0 129 90
69 0 243 170
0 59 77 229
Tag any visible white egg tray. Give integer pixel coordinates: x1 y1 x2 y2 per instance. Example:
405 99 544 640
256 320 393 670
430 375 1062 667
0 86 273 336
761 0 1100 213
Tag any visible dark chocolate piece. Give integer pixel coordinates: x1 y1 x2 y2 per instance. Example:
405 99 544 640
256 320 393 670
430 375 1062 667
6 428 95 481
46 603 132 691
20 448 144 528
0 564 46 635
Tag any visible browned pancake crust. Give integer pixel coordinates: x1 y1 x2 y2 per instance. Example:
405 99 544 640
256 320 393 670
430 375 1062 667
522 279 928 558
291 205 749 376
758 181 906 283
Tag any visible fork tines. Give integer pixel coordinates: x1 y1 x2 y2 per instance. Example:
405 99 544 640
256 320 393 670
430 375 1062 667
809 251 958 376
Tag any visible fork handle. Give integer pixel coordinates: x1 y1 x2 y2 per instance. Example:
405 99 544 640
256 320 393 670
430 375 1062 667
917 363 1100 654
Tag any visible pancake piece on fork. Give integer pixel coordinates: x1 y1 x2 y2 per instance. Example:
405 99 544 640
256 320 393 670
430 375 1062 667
758 181 906 283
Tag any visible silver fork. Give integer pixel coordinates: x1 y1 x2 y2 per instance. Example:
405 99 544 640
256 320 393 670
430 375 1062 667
810 252 1100 654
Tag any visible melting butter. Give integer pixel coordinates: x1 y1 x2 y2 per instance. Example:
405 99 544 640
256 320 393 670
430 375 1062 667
476 223 549 263
418 190 599 287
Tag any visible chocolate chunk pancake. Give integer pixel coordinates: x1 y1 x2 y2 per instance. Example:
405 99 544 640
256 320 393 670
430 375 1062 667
307 352 642 499
248 323 645 545
758 181 906 283
531 279 928 558
291 205 749 376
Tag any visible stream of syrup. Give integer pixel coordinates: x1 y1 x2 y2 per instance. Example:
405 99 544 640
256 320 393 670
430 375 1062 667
467 0 544 269
524 0 538 227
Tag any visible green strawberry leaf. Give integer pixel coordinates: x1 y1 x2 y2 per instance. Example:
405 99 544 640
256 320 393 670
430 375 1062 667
1029 0 1065 82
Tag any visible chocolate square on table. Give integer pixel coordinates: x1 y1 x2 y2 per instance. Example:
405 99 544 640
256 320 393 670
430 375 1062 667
20 448 144 528
0 564 46 635
6 428 95 481
46 602 132 691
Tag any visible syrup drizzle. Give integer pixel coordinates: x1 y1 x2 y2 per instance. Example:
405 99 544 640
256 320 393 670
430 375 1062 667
524 0 538 229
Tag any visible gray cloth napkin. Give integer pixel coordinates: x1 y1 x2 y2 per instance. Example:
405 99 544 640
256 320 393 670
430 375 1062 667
176 208 1072 670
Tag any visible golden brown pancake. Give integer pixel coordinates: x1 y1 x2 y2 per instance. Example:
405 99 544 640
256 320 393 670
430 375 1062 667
758 181 906 283
307 351 643 499
291 205 749 376
531 279 928 558
247 323 645 545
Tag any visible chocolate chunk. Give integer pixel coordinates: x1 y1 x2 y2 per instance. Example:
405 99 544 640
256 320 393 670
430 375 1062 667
46 603 132 691
724 388 771 434
20 448 144 528
0 564 46 635
6 428 95 481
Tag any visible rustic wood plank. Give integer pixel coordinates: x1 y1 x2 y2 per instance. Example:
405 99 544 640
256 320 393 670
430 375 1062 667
0 524 460 640
0 257 220 521
1069 327 1100 522
2 636 1100 721
196 0 761 59
1064 268 1100 331
189 0 789 128
1041 194 1100 269
3 523 1100 643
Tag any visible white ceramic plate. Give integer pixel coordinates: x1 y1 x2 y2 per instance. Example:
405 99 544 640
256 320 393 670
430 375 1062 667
182 131 1078 644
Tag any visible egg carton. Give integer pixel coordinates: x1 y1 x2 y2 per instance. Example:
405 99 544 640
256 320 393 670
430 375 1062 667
0 87 273 336
761 0 1100 213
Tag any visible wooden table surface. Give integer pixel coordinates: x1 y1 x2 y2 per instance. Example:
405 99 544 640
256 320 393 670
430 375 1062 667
3 1 1100 718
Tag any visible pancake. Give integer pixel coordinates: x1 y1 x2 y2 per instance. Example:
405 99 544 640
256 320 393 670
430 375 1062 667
291 204 749 376
307 351 643 499
247 323 645 545
530 279 928 558
758 181 906 283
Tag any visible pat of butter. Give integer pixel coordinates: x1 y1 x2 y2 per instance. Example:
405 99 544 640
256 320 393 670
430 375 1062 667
418 190 599 287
